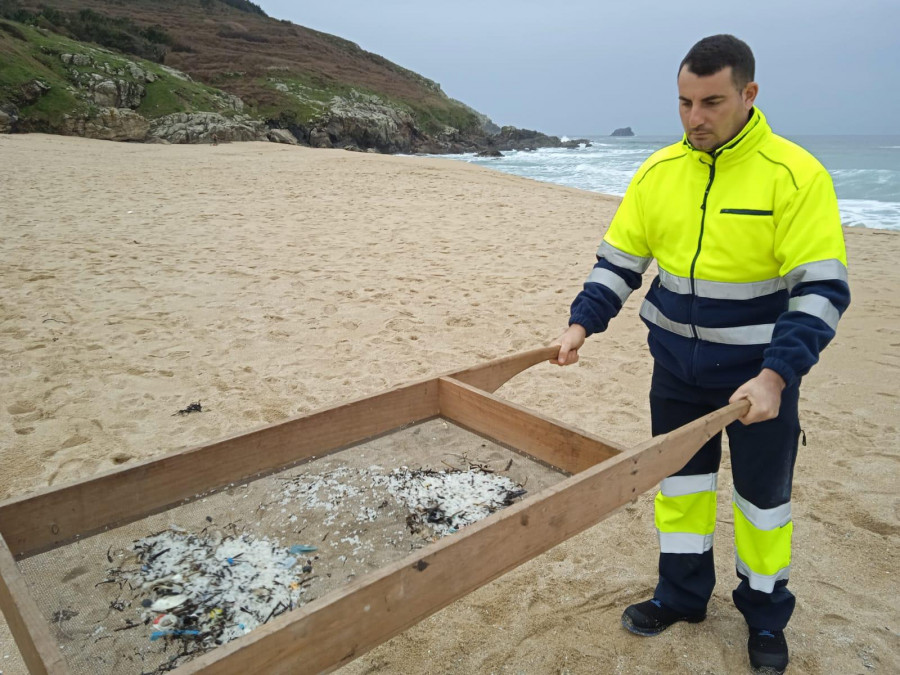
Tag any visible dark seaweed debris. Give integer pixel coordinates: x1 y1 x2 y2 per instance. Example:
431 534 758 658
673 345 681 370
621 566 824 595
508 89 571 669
173 401 203 416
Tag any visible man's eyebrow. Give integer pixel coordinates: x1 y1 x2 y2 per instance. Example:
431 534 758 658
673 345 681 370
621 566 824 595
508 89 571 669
679 95 727 103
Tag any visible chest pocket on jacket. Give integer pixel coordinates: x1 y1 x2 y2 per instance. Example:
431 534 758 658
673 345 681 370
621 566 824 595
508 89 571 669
707 209 779 281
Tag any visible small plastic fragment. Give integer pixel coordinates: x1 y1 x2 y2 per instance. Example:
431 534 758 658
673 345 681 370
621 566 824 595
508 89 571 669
149 595 187 612
150 629 200 641
289 545 317 554
152 614 177 629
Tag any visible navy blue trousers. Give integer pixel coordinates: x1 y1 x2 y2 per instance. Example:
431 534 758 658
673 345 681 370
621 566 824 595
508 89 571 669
650 364 801 630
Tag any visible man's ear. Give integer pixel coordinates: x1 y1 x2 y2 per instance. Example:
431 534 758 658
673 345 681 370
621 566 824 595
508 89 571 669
744 82 759 110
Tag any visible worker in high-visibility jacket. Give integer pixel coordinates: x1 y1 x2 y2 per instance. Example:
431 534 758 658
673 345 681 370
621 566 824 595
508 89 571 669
553 35 850 674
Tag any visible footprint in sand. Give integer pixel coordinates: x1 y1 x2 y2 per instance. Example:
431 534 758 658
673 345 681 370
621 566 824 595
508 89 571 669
60 434 90 450
848 510 900 537
446 316 475 328
47 458 92 486
8 401 37 415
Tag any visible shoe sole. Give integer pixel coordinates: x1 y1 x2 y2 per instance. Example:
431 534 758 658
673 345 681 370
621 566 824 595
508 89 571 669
751 667 786 675
620 612 706 637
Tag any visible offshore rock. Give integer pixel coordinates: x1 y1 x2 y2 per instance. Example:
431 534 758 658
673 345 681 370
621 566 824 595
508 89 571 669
492 126 590 151
60 108 149 141
149 112 268 144
611 126 634 137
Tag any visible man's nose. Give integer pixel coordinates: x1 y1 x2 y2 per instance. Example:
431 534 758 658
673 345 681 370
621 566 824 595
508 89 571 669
689 106 705 129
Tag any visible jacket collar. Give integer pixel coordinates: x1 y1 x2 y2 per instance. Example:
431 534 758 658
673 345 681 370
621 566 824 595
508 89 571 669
682 107 770 164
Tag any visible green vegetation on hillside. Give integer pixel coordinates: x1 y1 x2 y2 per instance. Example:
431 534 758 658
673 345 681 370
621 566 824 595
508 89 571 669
0 18 241 128
0 1 188 61
0 21 87 125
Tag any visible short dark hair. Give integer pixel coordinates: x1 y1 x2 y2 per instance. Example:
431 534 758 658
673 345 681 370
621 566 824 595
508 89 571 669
679 34 755 89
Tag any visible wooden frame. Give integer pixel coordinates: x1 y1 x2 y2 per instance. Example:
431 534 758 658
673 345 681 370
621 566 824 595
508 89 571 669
0 347 748 675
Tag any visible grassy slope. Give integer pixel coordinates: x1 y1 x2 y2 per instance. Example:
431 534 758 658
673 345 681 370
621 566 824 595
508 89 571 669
6 0 481 135
0 21 89 125
0 19 246 128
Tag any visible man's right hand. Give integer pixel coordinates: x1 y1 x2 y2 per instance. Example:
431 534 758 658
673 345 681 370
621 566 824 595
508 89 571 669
551 324 586 365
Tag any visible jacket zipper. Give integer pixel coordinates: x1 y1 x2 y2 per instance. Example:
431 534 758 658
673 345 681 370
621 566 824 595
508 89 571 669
689 154 717 380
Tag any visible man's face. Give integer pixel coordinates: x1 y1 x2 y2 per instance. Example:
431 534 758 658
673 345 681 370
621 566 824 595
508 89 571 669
677 65 758 152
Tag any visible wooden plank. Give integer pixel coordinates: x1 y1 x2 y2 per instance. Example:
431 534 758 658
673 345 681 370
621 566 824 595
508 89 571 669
0 347 561 560
447 346 560 393
176 400 749 675
0 535 69 675
438 377 623 473
0 380 439 559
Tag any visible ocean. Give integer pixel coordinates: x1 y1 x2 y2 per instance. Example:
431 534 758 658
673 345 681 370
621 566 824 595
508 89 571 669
445 135 900 231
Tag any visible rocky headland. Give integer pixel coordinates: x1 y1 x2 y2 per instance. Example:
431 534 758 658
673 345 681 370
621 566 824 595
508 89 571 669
0 2 588 154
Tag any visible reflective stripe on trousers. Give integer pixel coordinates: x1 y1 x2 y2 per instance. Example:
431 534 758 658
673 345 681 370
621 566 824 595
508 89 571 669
733 488 793 593
655 473 718 554
656 478 793 593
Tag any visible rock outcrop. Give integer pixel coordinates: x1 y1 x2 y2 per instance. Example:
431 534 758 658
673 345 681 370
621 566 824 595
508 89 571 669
148 113 268 144
0 104 19 133
61 53 156 109
266 128 298 145
59 107 149 141
19 78 51 105
611 126 634 137
317 92 419 153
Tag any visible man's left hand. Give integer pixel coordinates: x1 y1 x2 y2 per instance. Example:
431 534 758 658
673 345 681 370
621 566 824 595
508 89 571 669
729 368 786 425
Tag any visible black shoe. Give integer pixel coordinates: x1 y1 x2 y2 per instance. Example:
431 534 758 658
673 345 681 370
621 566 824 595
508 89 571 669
748 628 789 674
621 598 706 636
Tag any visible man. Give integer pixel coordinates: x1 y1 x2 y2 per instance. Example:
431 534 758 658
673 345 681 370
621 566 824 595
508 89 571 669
553 35 850 673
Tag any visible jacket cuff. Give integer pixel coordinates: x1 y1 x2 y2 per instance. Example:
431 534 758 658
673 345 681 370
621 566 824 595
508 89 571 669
568 315 598 338
760 356 798 389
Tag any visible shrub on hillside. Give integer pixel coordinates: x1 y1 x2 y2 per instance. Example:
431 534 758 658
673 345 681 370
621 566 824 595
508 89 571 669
217 28 269 43
217 0 267 16
0 3 173 63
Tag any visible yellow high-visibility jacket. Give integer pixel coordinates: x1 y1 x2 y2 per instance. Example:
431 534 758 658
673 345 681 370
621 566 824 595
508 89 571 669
570 108 850 388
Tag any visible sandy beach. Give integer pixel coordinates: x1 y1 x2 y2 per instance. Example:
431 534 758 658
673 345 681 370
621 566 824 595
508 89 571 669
1 134 898 674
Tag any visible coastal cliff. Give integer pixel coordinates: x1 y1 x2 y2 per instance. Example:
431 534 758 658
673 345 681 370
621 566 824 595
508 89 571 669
0 0 585 153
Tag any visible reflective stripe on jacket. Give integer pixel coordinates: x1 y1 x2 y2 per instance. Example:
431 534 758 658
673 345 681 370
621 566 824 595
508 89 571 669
570 108 851 388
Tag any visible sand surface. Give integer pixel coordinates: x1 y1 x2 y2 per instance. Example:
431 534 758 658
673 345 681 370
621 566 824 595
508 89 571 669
1 134 898 674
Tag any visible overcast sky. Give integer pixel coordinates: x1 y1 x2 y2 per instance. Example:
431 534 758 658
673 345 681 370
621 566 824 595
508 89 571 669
258 0 899 137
